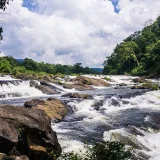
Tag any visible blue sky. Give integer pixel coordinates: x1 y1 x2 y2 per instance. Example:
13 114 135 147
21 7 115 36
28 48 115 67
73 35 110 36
1 0 160 67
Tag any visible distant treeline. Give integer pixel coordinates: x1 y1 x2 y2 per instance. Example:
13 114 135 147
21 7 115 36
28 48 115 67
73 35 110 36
0 56 99 76
103 16 160 76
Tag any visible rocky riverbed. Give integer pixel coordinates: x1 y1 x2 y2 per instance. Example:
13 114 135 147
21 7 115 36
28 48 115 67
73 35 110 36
0 75 160 159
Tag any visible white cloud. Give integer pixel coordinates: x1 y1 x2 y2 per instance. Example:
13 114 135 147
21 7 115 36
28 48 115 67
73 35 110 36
1 0 160 67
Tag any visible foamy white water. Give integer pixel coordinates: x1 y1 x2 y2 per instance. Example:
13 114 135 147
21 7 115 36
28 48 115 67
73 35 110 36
53 88 160 159
0 80 45 100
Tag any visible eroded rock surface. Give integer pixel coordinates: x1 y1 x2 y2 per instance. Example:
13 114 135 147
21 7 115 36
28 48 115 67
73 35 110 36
0 105 62 160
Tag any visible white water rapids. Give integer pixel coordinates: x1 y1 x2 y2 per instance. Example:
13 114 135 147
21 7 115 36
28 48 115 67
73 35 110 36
1 75 160 159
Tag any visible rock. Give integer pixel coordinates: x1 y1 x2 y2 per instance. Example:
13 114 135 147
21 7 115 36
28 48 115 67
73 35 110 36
35 85 57 94
0 120 18 153
30 80 39 87
119 83 127 86
92 100 104 110
63 84 94 91
0 153 29 160
24 98 68 121
70 76 110 87
0 105 61 160
132 78 148 83
107 129 150 151
62 93 93 99
40 81 52 86
131 86 149 89
24 99 44 108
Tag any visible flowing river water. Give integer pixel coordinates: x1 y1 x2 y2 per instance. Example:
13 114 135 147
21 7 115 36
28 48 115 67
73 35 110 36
0 75 160 159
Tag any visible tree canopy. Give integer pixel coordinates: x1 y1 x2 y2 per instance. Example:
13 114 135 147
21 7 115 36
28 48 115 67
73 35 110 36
103 16 160 76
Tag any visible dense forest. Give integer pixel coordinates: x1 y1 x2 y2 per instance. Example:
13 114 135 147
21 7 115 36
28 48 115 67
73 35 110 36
103 16 160 76
0 56 99 76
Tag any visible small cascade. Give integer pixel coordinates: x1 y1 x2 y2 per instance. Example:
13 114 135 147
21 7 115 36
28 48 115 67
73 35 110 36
0 79 45 100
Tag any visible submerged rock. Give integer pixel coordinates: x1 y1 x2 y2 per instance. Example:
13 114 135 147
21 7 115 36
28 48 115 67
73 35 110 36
0 105 61 160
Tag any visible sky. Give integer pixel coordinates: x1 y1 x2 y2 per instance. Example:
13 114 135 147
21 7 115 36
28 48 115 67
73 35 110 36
0 0 160 67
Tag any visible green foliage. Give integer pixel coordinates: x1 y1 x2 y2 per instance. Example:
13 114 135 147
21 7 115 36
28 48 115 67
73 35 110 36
59 141 132 160
103 77 111 81
142 83 159 90
0 57 11 73
0 56 98 77
103 16 160 76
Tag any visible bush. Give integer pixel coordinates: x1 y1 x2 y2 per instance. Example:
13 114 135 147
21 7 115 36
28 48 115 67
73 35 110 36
59 141 132 160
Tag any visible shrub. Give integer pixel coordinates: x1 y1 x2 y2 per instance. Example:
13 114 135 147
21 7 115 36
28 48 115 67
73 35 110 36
59 141 132 160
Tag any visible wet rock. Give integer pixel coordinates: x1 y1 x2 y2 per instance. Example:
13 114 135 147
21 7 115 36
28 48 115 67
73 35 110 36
24 99 44 108
30 80 39 87
132 150 150 160
35 85 57 94
119 83 127 86
127 126 145 136
40 81 52 86
62 93 93 99
131 86 148 89
108 129 150 151
24 98 68 121
0 105 61 160
70 76 110 87
63 84 94 91
132 78 148 83
92 100 104 110
111 98 120 106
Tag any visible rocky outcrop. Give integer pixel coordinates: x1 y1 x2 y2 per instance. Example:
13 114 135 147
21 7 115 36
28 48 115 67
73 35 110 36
63 83 94 91
132 78 148 83
24 98 68 121
29 80 57 94
62 93 93 99
0 105 61 160
70 76 110 87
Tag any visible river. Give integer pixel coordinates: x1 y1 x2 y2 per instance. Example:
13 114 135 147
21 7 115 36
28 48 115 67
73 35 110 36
0 75 160 160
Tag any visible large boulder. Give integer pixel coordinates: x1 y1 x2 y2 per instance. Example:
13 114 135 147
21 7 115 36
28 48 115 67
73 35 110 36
0 105 61 160
24 98 68 121
63 84 94 91
70 76 110 87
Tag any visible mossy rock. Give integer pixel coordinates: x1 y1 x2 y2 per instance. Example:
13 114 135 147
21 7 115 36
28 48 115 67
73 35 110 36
142 83 159 90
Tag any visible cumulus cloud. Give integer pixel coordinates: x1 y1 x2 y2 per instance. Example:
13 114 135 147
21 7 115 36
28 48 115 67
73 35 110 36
1 0 160 67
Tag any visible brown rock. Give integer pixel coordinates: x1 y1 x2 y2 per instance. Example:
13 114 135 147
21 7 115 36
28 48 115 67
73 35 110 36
24 98 68 121
0 105 61 160
35 85 57 94
70 76 110 87
63 84 94 91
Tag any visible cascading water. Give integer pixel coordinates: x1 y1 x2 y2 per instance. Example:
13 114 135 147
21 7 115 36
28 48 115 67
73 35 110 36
0 80 45 100
1 75 160 159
